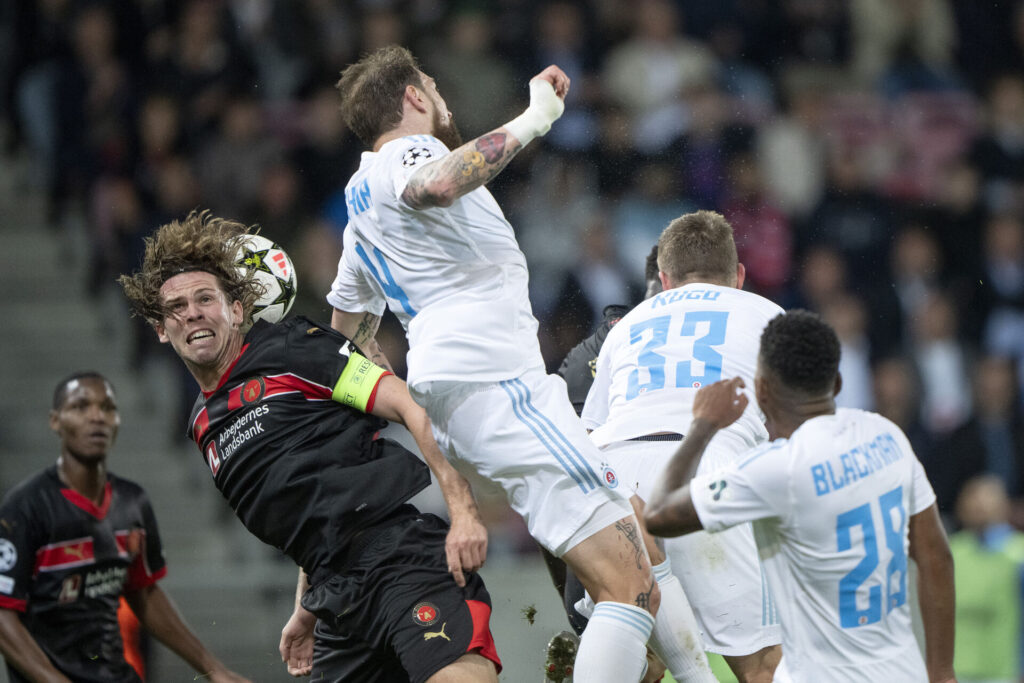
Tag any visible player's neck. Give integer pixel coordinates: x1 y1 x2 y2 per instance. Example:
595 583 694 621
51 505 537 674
374 119 431 152
56 454 107 504
770 400 836 439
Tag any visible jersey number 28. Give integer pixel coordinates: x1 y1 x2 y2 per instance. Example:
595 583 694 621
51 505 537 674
835 486 908 628
626 311 729 400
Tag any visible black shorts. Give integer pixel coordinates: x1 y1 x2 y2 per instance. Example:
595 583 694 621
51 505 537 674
301 513 500 683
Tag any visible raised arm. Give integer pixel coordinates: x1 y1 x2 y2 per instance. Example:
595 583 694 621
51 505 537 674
332 308 393 372
369 375 487 587
125 584 251 683
644 378 748 538
908 504 957 683
401 66 568 209
0 608 72 682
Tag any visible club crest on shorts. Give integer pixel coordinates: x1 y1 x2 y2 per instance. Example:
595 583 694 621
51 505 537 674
601 464 619 489
412 601 440 626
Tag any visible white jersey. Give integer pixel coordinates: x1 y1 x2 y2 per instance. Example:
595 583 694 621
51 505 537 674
691 408 938 682
327 134 544 389
582 283 782 449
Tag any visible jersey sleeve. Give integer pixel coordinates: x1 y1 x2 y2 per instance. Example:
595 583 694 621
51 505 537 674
691 441 790 533
286 321 391 414
388 136 452 203
581 327 618 431
908 450 937 516
0 498 39 612
326 226 387 315
126 490 167 591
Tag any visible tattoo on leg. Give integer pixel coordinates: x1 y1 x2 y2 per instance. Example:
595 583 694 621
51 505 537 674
635 579 654 611
616 520 644 570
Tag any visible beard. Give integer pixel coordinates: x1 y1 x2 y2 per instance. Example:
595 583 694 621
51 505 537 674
432 109 464 150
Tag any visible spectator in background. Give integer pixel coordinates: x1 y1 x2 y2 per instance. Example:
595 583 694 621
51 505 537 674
821 293 874 410
970 74 1024 214
873 356 935 470
931 356 1024 517
950 475 1024 683
783 244 848 313
977 214 1024 394
602 0 718 152
722 152 792 300
911 291 973 436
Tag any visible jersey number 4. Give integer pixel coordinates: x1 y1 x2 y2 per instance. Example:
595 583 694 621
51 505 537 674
835 486 908 628
355 243 417 316
626 311 729 400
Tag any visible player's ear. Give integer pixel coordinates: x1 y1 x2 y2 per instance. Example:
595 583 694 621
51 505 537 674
231 299 243 329
832 372 843 399
155 321 170 344
658 271 671 291
735 263 746 289
405 84 428 114
48 409 60 435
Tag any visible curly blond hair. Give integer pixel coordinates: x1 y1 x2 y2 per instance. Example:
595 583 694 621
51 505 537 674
119 210 264 325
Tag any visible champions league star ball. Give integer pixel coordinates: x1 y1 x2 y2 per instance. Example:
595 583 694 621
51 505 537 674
233 234 297 324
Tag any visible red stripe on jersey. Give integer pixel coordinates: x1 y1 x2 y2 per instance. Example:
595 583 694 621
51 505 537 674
364 371 392 413
127 564 166 592
226 373 334 409
192 407 210 445
0 595 27 612
35 537 95 572
60 482 112 519
465 599 502 673
203 343 250 398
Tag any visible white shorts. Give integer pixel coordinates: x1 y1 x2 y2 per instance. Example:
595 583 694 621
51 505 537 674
410 366 632 557
601 438 782 656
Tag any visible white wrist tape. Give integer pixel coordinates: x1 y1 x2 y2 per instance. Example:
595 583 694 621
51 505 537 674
504 79 565 145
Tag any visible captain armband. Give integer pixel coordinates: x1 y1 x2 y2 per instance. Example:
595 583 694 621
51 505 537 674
331 351 390 413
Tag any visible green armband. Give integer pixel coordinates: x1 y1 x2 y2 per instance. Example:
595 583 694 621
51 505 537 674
332 351 388 412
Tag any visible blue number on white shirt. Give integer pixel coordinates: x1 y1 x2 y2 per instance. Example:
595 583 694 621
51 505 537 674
626 316 669 399
354 243 417 316
625 311 729 400
677 311 728 388
836 486 907 628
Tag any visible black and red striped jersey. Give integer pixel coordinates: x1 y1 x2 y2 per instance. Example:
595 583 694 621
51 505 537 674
186 317 431 575
0 466 165 682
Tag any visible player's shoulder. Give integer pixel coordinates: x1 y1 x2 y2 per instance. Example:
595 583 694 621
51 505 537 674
106 472 148 499
1 468 57 508
382 134 449 167
735 438 791 472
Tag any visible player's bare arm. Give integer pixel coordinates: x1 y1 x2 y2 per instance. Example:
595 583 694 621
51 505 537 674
402 65 569 210
645 378 748 537
280 569 315 677
908 504 957 683
0 608 73 682
331 307 393 371
370 375 487 587
126 584 252 682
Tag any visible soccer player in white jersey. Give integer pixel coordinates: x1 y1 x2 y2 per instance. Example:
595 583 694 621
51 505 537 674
645 311 957 683
582 211 783 683
326 46 712 682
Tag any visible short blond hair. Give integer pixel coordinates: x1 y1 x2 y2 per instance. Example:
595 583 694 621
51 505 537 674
657 210 737 285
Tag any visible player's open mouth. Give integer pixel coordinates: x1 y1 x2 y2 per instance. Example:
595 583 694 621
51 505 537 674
187 330 214 344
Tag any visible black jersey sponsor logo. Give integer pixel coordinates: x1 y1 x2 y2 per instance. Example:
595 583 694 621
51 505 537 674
0 539 16 571
83 566 127 599
58 574 81 603
216 404 271 464
423 623 450 642
241 377 265 405
412 601 440 626
402 147 433 167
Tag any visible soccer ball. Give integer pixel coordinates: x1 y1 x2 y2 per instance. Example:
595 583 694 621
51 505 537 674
233 234 297 324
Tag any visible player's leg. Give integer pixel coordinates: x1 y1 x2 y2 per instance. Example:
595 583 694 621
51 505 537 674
426 653 499 682
628 495 716 682
722 645 783 683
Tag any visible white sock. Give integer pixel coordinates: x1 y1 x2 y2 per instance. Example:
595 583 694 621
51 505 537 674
573 602 653 683
648 558 717 682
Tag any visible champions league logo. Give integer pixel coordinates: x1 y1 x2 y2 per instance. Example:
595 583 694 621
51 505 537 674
0 540 16 572
402 147 433 167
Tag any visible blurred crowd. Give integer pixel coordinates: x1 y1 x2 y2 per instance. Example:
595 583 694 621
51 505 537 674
3 0 1024 658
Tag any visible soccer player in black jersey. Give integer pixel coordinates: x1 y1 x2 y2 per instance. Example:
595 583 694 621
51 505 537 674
0 372 248 683
119 211 499 683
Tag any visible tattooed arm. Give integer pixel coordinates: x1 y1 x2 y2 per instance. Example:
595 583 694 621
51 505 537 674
402 65 569 210
331 308 394 372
